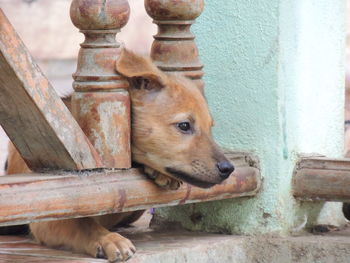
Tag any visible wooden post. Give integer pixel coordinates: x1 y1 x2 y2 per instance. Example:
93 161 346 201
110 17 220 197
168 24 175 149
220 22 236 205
0 9 102 170
70 0 131 168
145 0 205 90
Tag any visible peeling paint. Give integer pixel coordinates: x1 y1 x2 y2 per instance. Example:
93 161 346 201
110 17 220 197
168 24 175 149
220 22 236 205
70 0 131 168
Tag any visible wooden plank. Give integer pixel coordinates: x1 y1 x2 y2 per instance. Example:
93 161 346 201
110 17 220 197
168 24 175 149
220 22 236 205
293 157 350 201
0 152 260 226
0 254 101 263
0 235 103 263
0 9 102 170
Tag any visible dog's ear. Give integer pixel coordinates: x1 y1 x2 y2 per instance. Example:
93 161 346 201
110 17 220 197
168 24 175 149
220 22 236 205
116 49 167 91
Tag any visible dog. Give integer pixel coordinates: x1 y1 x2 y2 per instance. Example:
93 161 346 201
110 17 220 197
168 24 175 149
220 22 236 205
5 49 234 262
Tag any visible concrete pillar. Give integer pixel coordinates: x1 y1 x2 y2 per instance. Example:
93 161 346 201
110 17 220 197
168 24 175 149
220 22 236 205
153 0 346 234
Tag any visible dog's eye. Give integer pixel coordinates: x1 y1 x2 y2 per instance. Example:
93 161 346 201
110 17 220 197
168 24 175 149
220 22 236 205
177 122 192 134
142 79 150 90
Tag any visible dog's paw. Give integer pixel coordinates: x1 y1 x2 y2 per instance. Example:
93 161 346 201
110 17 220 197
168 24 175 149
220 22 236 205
144 166 182 190
90 233 135 262
170 177 183 190
144 166 160 180
154 173 183 190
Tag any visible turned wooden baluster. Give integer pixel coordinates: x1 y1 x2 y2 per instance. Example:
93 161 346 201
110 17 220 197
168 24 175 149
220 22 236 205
70 0 131 168
145 0 204 90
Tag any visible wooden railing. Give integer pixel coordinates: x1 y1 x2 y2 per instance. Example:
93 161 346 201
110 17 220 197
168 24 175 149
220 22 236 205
293 157 350 202
0 8 102 171
0 151 260 226
0 0 261 227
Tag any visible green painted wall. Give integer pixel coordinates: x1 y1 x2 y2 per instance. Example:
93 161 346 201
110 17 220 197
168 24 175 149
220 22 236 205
154 0 345 234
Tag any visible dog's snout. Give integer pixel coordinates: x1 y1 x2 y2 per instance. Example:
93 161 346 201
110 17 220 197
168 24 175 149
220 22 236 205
217 161 234 179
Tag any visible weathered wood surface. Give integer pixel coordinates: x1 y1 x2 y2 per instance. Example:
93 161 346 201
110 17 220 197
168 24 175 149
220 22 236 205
145 0 205 89
70 0 132 168
293 157 350 201
0 152 260 226
0 9 102 170
0 235 103 262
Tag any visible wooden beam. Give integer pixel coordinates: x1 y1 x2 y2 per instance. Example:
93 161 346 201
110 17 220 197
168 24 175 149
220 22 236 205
0 9 102 170
0 152 261 226
293 157 350 201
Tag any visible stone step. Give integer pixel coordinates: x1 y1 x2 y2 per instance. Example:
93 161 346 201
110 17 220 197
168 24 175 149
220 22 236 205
1 226 350 263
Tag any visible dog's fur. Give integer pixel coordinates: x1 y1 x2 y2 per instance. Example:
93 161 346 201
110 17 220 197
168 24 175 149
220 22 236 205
5 50 233 262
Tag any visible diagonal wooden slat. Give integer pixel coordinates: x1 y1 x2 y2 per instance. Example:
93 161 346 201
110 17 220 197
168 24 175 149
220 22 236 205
0 9 102 170
0 151 261 226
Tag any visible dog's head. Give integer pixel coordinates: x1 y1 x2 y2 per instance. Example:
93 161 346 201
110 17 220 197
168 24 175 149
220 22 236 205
116 49 234 188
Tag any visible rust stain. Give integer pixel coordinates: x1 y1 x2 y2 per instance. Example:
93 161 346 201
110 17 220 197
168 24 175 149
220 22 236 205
117 189 127 211
179 184 192 205
233 172 244 190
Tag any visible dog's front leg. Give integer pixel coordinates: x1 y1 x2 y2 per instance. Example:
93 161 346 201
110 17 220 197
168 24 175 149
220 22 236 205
30 218 135 262
144 166 183 190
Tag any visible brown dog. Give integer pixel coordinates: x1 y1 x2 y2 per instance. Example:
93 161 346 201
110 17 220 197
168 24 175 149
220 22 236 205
6 49 234 262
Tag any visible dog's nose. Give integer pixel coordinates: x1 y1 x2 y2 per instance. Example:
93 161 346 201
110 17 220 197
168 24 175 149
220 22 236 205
217 161 235 179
